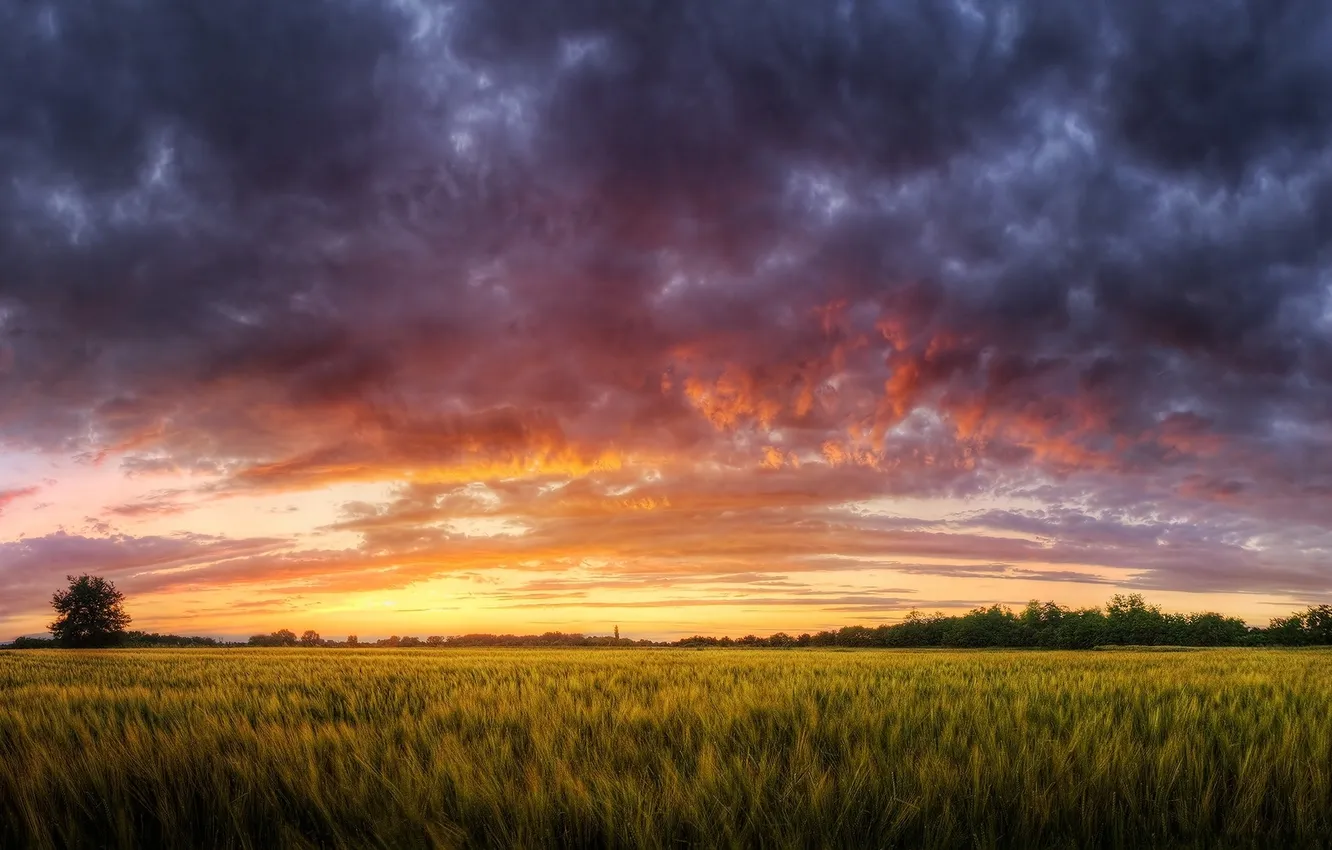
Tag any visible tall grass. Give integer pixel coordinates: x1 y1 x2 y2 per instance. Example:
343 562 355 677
1 648 1330 848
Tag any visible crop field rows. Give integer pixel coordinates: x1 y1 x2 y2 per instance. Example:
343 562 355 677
2 648 1331 848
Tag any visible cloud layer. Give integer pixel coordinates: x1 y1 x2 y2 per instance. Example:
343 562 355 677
2 0 1330 631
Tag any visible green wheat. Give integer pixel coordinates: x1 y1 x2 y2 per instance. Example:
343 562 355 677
1 648 1330 848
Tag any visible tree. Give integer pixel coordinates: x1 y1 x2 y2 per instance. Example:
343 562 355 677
946 604 1019 647
347 634 359 647
250 629 299 647
1304 605 1332 644
1105 593 1167 645
299 629 321 647
49 575 132 648
11 636 55 649
274 629 298 647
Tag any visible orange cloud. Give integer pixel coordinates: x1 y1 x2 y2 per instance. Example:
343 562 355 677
220 408 629 493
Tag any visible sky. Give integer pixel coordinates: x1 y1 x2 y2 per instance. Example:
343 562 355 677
2 0 1331 641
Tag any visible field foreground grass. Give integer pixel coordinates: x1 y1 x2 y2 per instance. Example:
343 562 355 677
2 649 1331 849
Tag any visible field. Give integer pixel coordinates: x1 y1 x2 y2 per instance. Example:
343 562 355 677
2 649 1331 848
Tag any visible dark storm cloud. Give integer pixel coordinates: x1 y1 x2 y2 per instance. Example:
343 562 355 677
2 0 1331 597
1110 0 1332 176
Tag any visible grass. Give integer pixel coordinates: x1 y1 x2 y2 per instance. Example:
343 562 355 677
1091 645 1206 652
1 648 1331 849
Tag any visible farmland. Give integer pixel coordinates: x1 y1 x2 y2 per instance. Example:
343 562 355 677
2 649 1331 848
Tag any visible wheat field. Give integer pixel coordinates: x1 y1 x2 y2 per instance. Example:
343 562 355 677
1 648 1330 849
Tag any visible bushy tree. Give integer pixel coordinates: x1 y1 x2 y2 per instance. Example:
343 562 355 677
1018 601 1066 647
1304 605 1332 643
1179 612 1249 646
885 611 948 647
946 605 1020 647
49 575 131 648
1105 594 1167 645
1265 613 1306 645
1053 608 1109 648
835 625 877 647
11 636 56 649
248 629 299 647
1263 606 1332 646
299 630 321 647
123 631 220 648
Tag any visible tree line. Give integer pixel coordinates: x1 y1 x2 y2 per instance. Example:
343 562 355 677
7 575 1332 649
8 631 224 649
243 629 659 648
674 597 1328 649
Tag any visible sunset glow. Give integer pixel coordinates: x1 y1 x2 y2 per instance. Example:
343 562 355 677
3 0 1331 640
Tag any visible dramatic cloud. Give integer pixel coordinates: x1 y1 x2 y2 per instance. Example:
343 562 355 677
1 0 1330 634
0 531 289 617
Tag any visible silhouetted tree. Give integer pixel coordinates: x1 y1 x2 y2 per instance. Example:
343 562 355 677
248 629 299 647
49 575 131 648
299 630 321 647
123 631 220 647
347 635 359 647
10 636 56 649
